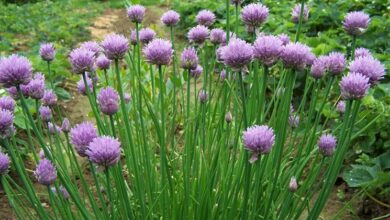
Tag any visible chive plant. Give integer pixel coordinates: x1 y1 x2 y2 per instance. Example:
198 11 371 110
0 2 385 220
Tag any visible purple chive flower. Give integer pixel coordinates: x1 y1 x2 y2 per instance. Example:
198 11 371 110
277 33 290 46
349 56 385 85
280 42 312 70
70 122 98 157
340 72 370 100
188 25 209 45
97 87 119 115
25 73 45 100
86 136 121 167
124 93 132 104
343 11 370 36
243 125 275 163
291 4 309 23
354 48 372 58
101 34 129 60
42 90 57 107
161 10 180 26
140 28 156 44
310 56 328 79
51 185 70 199
130 30 138 45
69 48 95 74
181 47 199 70
216 46 225 62
241 3 269 29
0 96 15 112
190 65 203 78
61 118 71 133
288 176 298 192
39 149 45 159
253 35 283 66
35 159 57 185
225 111 233 123
198 90 208 103
143 39 173 66
318 134 337 156
39 43 56 62
210 28 226 45
48 122 62 135
0 152 10 175
0 54 33 88
0 109 14 139
96 54 111 70
220 38 253 71
81 41 101 57
7 87 19 100
336 101 345 114
220 70 227 81
327 52 345 75
39 106 52 122
288 115 300 128
127 5 145 23
196 10 216 27
77 77 93 95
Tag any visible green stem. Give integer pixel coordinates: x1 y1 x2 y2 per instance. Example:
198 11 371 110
295 0 306 42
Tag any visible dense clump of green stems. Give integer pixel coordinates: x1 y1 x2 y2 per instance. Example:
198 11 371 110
1 2 384 220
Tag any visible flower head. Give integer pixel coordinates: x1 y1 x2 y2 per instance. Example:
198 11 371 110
336 101 345 114
42 90 57 107
241 3 269 29
291 4 309 23
35 159 57 185
140 28 156 44
288 176 298 192
70 122 98 157
196 10 216 27
39 106 52 122
243 125 275 154
0 109 14 139
327 52 345 75
24 73 45 100
310 56 328 79
277 33 290 46
349 56 385 84
77 77 93 96
86 136 121 167
97 87 119 115
143 39 173 66
181 47 199 70
253 35 283 66
343 11 370 36
280 42 312 70
52 185 70 199
288 115 300 128
101 34 129 60
221 38 253 70
210 28 226 45
124 93 132 104
0 54 33 88
231 0 242 6
318 134 337 156
161 10 180 26
0 96 15 112
69 48 95 74
48 122 62 135
130 30 138 45
188 25 209 45
198 90 208 103
39 43 56 62
340 72 370 100
225 111 233 123
220 70 227 81
354 48 372 58
0 152 10 175
127 5 145 23
96 54 111 70
6 87 19 100
81 41 101 57
190 65 203 78
61 118 71 133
